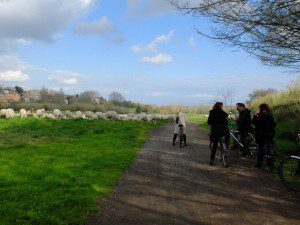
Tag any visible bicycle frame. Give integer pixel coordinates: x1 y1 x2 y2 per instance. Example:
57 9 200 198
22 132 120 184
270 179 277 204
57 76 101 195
229 130 256 148
291 155 300 160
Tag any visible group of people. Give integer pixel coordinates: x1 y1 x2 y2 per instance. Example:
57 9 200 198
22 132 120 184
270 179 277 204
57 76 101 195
208 102 276 167
172 102 276 169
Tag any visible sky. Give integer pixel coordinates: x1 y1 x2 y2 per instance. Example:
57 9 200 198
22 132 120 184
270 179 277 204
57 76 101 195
0 0 298 105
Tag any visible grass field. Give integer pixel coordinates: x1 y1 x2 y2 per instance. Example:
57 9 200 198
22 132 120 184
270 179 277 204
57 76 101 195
0 118 162 225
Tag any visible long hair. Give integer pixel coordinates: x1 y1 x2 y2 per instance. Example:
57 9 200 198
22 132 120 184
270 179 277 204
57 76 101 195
213 102 223 110
259 103 271 113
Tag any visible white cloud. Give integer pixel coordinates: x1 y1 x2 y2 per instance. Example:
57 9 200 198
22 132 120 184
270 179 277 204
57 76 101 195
73 17 117 36
111 37 124 45
146 92 172 97
0 0 97 43
50 86 80 92
0 70 30 82
0 55 28 71
141 54 172 64
131 45 141 53
48 70 80 85
126 0 174 19
187 37 197 47
146 30 174 53
132 30 174 54
188 93 214 98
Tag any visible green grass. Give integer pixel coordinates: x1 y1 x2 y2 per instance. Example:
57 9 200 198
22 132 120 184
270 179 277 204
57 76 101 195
0 118 162 225
275 119 300 156
250 86 300 111
187 114 208 124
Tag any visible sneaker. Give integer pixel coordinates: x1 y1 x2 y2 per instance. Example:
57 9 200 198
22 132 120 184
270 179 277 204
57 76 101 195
255 164 261 169
184 143 188 146
209 161 214 165
172 143 175 146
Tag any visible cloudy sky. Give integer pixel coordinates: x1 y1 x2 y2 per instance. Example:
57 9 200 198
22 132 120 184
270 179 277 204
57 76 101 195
0 0 297 105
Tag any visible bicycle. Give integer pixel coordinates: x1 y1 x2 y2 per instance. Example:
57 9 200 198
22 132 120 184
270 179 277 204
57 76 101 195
178 124 185 148
278 134 300 191
264 138 275 172
210 136 229 168
230 128 258 159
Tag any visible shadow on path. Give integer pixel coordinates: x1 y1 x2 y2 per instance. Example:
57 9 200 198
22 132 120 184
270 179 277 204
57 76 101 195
87 124 300 225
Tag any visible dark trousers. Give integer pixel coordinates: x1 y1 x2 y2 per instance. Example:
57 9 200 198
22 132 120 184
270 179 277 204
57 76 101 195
239 131 249 157
256 140 265 167
256 137 274 167
210 132 229 162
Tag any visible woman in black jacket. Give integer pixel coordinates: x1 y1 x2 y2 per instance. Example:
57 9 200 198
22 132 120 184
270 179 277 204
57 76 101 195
207 102 230 165
252 103 276 168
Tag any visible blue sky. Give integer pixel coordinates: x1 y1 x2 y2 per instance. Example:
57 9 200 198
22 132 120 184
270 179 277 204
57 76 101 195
0 0 297 105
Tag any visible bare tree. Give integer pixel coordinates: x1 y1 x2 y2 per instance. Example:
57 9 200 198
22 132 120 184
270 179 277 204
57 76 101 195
109 91 125 105
51 88 66 104
79 90 100 103
171 0 300 69
218 88 236 111
248 88 277 101
40 87 49 102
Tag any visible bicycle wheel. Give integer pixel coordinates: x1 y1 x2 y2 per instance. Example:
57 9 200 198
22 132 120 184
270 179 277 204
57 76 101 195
278 157 300 191
221 143 229 167
266 145 275 172
215 144 222 160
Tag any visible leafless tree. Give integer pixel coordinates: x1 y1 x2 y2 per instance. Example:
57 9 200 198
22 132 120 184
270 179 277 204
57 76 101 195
171 0 300 70
109 91 125 105
51 88 66 104
248 88 277 101
79 90 100 103
39 87 50 102
219 88 236 111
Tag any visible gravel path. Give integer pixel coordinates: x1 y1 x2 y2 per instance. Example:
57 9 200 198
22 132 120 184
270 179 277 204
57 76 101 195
87 123 300 225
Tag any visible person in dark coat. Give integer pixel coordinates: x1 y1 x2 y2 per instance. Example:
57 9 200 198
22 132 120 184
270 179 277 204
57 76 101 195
231 103 252 157
207 102 230 165
252 103 276 168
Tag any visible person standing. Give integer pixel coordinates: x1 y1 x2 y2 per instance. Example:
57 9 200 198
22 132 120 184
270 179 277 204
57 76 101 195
173 112 188 146
231 103 252 157
207 102 230 165
252 103 276 169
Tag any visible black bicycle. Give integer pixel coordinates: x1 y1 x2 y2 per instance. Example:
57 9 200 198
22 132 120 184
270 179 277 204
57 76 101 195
264 138 275 172
210 137 229 167
278 155 300 191
278 134 300 191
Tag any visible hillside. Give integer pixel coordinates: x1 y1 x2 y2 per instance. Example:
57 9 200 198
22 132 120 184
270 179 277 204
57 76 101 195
250 86 300 155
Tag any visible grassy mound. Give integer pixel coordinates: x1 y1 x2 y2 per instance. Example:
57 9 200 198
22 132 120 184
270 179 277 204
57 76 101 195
250 86 300 155
0 118 162 225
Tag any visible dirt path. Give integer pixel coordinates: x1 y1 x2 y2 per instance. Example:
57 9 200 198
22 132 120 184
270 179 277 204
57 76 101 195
87 123 300 225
